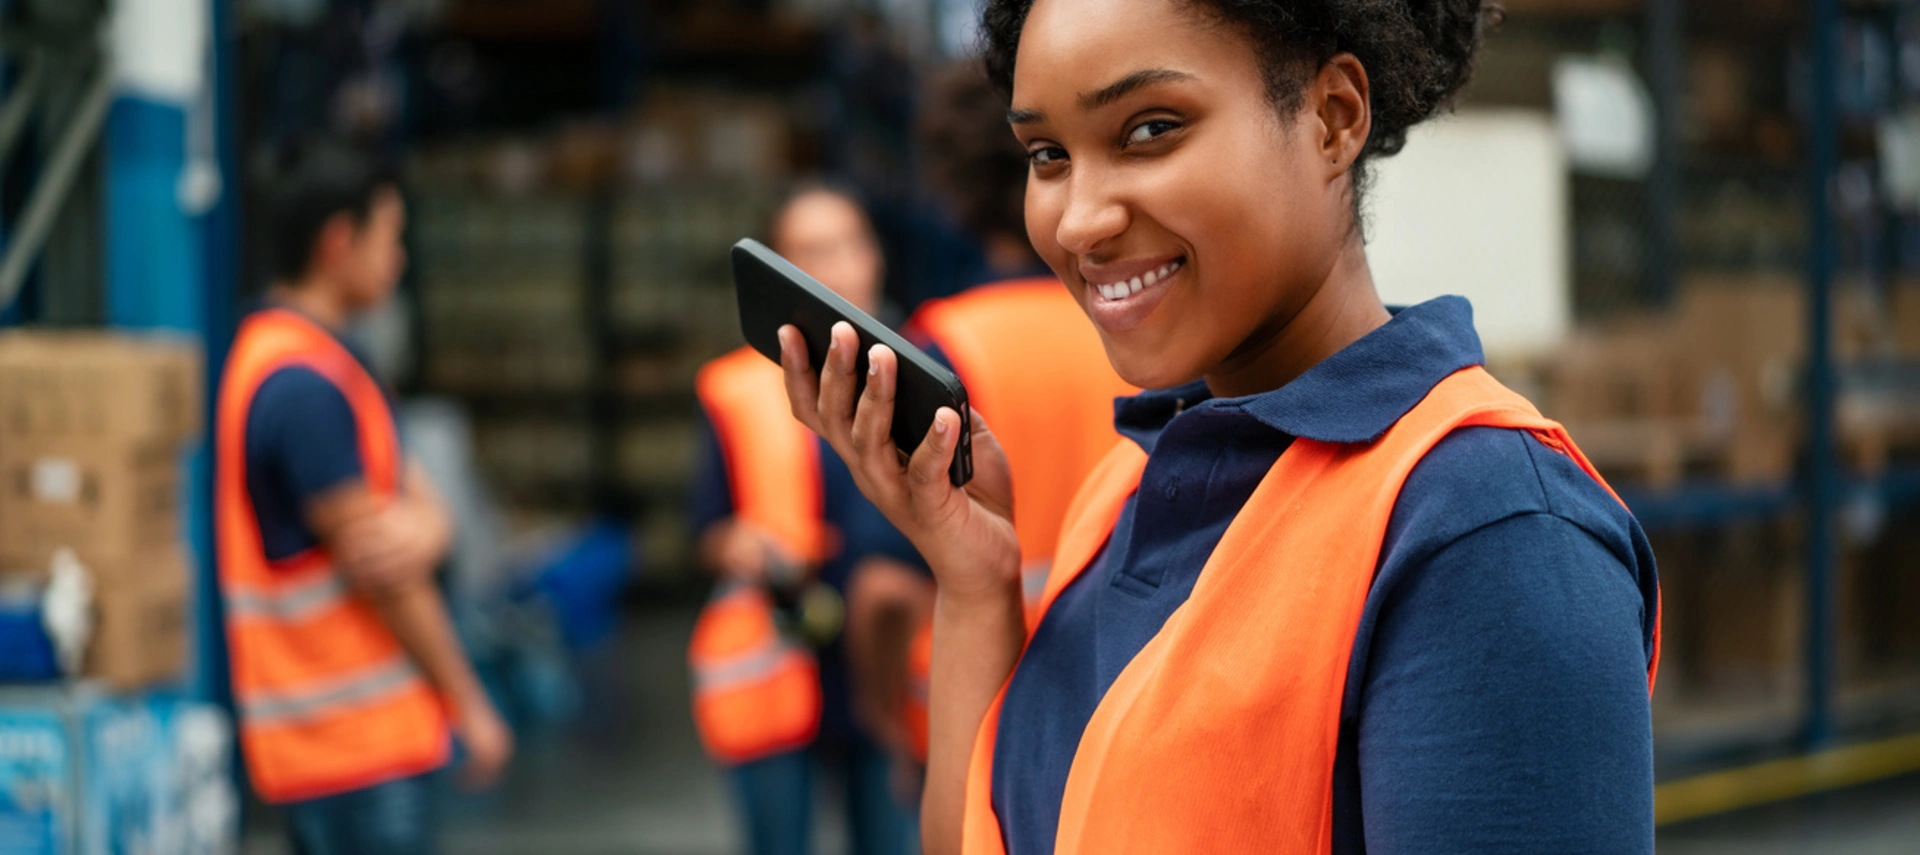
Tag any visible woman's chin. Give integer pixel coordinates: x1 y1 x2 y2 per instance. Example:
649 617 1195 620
1104 343 1204 393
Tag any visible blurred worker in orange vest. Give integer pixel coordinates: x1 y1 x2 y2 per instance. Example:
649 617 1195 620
215 141 511 854
689 184 923 855
842 61 1136 769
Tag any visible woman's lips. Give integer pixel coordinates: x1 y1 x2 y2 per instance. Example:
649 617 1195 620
1082 258 1184 334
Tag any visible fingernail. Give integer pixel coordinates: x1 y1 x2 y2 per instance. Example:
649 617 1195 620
933 414 949 435
868 345 883 375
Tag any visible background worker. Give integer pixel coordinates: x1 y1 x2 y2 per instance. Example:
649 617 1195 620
781 0 1663 852
689 184 923 855
841 60 1136 771
215 140 512 855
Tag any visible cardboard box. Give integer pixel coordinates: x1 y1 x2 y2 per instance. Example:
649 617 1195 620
0 549 189 693
1894 285 1920 357
1649 523 1803 700
0 440 182 569
85 551 190 692
1674 277 1809 484
1546 317 1688 423
0 330 203 445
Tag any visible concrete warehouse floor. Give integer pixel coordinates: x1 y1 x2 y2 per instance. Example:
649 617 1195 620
239 601 1920 855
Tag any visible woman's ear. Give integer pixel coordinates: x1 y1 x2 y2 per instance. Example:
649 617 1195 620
1315 53 1371 176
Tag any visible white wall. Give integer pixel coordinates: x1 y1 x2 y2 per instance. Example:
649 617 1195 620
1365 109 1570 359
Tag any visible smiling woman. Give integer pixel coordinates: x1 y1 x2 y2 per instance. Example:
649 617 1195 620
772 1 1662 854
990 0 1493 394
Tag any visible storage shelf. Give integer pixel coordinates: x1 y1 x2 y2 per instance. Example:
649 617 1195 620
1619 465 1920 532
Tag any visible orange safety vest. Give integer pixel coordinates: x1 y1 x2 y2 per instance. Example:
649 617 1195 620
903 279 1135 760
687 347 829 764
215 309 449 804
959 366 1662 854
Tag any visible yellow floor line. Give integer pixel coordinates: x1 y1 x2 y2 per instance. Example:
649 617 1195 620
1655 731 1920 825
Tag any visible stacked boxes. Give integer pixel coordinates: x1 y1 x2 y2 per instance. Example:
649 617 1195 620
0 331 202 691
1540 276 1919 489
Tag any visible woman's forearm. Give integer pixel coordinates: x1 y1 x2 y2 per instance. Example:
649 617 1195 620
922 578 1028 855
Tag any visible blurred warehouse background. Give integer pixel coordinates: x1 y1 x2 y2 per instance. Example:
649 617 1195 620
1 0 1919 852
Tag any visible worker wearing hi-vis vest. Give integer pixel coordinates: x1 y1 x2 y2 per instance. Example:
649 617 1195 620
216 141 510 855
847 61 1137 768
689 185 923 855
777 3 1663 852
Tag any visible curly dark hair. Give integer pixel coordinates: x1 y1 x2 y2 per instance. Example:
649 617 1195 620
981 0 1502 219
918 60 1032 243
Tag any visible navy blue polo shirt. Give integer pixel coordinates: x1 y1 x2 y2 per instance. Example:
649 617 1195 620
690 415 927 742
242 310 391 563
991 297 1659 854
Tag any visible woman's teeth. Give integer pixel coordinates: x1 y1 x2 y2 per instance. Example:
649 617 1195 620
1095 259 1183 301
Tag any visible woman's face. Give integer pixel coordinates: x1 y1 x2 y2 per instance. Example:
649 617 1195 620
773 190 885 316
1011 0 1357 390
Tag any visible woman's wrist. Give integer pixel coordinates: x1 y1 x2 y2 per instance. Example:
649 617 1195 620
927 547 1022 610
933 569 1023 621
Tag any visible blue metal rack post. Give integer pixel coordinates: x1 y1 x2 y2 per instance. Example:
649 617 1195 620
1804 0 1841 751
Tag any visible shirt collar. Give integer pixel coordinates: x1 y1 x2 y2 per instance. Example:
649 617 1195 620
1114 296 1486 450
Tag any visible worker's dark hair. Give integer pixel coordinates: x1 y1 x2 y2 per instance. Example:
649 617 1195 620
259 139 400 284
980 0 1501 225
917 61 1029 243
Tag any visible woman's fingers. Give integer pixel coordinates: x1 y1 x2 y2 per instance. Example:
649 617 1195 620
904 407 963 513
778 326 825 434
816 322 861 442
782 324 958 536
849 344 899 467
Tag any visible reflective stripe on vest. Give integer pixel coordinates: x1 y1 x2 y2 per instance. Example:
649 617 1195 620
688 585 823 765
239 654 423 724
694 347 831 565
959 366 1662 855
1019 560 1051 608
693 634 805 694
215 309 450 803
224 570 348 623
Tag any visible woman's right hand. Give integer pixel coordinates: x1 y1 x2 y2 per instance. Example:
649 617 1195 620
778 322 1021 603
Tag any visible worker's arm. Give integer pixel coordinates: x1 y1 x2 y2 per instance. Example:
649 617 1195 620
779 323 1025 855
306 467 514 790
697 518 791 582
323 462 452 593
690 415 791 583
845 556 936 754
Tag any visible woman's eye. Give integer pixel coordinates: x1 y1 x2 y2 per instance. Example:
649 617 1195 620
1125 119 1179 146
1028 146 1068 167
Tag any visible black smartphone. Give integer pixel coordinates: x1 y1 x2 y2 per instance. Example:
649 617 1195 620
730 238 973 487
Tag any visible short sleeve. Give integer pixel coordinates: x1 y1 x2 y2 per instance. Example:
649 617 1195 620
688 413 736 536
1352 512 1655 854
247 367 366 505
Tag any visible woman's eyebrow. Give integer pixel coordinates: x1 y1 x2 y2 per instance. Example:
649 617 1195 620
1008 68 1197 126
1079 68 1195 111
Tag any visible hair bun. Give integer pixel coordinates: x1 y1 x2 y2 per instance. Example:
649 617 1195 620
1358 0 1500 159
